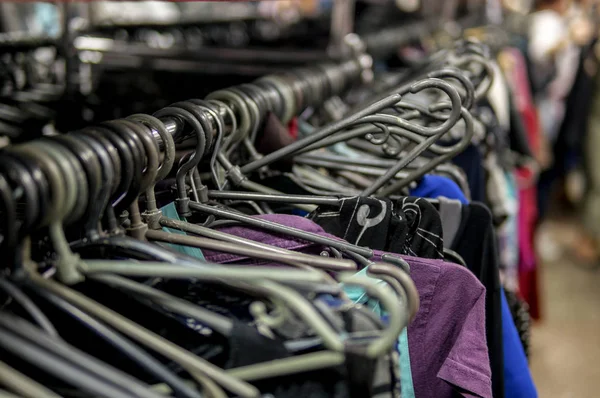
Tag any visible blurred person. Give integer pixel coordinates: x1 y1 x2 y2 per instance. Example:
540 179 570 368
528 0 574 145
531 0 599 261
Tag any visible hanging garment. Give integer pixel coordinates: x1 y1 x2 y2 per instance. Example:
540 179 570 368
309 196 444 260
448 203 504 398
409 175 468 204
203 214 492 398
160 202 206 260
501 289 537 398
452 144 487 203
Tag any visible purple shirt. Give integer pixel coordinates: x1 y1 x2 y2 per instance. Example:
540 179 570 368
204 214 492 398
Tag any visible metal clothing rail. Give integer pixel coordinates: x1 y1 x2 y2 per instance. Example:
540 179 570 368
149 55 372 147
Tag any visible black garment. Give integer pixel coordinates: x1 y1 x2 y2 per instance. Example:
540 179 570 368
27 280 362 398
508 92 534 159
391 196 443 259
451 144 486 203
537 41 597 219
310 196 444 260
310 196 393 250
449 202 504 398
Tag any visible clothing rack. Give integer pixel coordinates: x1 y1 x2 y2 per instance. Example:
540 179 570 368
149 54 372 147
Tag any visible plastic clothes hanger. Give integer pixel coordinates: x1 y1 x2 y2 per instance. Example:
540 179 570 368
100 120 146 215
29 287 203 398
153 106 207 217
293 97 475 196
0 174 17 255
51 135 103 231
79 126 134 232
214 75 464 191
7 136 355 397
2 150 256 397
25 271 271 398
69 124 208 267
224 272 410 381
0 154 45 232
8 143 84 284
83 273 234 336
0 153 246 398
0 359 64 398
185 80 463 239
131 112 357 272
0 322 152 398
0 279 58 338
0 313 168 398
38 139 90 226
0 155 44 271
79 261 412 355
67 133 116 240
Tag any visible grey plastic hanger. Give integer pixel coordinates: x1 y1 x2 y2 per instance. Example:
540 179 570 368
125 107 356 272
79 260 413 359
0 313 167 398
0 321 150 398
29 285 204 398
225 272 411 381
203 76 465 203
0 279 58 338
26 271 261 398
6 137 257 396
0 359 63 398
9 143 84 284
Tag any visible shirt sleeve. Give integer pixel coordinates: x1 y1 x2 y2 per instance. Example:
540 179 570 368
437 287 493 398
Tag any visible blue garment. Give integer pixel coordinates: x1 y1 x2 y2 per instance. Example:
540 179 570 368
452 144 486 202
412 174 535 397
160 202 205 260
344 268 415 398
501 289 537 398
409 174 469 204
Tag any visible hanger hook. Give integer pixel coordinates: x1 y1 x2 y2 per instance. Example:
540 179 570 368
153 106 206 217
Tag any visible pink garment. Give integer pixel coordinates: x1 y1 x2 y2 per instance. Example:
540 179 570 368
502 48 542 319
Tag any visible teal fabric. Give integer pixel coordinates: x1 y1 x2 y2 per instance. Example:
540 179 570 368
160 203 205 260
343 268 416 398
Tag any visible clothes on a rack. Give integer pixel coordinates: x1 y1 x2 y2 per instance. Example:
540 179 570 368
0 21 543 398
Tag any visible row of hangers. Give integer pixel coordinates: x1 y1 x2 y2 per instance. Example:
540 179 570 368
0 38 492 397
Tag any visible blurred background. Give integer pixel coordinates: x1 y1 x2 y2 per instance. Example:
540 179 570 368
1 0 599 396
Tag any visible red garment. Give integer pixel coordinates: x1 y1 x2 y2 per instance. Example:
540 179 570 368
288 117 298 140
503 48 542 319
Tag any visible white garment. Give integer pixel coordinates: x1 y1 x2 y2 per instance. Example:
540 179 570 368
529 9 580 140
528 10 567 67
529 10 580 100
486 62 510 133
